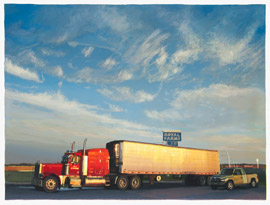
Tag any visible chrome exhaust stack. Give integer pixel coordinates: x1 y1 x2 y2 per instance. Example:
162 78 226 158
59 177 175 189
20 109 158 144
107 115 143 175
82 138 88 176
71 141 75 152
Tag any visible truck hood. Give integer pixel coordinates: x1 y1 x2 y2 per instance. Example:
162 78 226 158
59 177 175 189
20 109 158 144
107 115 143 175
211 175 232 179
41 163 63 175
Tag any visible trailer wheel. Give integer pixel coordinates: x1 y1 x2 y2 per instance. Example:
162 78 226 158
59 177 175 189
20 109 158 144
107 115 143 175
43 176 59 193
199 176 206 186
130 175 141 190
117 175 129 190
207 176 211 186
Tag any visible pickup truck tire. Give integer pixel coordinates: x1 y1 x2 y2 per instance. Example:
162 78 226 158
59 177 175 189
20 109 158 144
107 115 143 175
211 185 217 190
43 176 59 193
117 175 129 190
130 175 141 190
225 181 234 191
250 179 257 188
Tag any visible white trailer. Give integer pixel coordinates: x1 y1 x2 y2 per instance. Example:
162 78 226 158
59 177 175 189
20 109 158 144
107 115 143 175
106 140 220 190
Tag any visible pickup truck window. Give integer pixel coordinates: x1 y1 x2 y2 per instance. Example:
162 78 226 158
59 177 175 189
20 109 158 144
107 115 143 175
234 169 242 175
221 168 234 175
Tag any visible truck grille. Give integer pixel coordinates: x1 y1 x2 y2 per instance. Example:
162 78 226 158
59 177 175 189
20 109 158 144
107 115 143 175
211 177 221 182
34 163 40 177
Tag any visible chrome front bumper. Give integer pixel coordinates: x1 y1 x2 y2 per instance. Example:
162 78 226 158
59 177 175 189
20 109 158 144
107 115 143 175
210 181 226 186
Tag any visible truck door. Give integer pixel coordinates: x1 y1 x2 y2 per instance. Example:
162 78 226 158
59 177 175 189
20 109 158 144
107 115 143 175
233 169 243 185
69 154 81 176
241 169 248 184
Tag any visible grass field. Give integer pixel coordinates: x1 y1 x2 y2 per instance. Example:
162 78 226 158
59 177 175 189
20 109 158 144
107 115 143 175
5 171 34 183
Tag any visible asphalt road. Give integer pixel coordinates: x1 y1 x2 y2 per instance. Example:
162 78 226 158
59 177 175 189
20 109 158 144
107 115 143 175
5 181 266 200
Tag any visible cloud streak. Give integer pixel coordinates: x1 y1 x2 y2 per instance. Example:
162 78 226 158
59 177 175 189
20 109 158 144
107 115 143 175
98 86 157 103
5 58 43 83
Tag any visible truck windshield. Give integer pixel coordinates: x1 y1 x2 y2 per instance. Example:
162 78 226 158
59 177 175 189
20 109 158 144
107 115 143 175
221 169 234 175
61 154 71 163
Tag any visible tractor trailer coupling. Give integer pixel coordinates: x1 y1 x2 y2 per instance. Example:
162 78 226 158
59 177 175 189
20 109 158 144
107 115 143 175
32 139 220 192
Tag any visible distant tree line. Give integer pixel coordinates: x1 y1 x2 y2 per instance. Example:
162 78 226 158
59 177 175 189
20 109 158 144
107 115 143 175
5 163 35 166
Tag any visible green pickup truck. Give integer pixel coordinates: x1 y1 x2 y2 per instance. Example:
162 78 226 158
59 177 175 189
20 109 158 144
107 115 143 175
210 167 259 190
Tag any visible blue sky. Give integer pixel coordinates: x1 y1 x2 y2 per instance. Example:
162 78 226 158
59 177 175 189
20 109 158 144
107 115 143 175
4 4 265 164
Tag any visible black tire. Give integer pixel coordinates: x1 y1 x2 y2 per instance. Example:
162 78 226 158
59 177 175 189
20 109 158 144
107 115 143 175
117 175 129 190
250 179 257 188
211 185 217 190
199 176 206 186
225 181 234 191
130 175 141 190
43 176 59 193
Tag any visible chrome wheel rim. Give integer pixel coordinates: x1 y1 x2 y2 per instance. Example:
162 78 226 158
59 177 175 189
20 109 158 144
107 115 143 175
228 182 233 190
132 178 139 188
46 179 56 190
119 178 127 188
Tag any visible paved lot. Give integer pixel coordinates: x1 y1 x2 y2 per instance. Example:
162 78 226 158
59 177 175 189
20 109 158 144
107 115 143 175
5 181 266 200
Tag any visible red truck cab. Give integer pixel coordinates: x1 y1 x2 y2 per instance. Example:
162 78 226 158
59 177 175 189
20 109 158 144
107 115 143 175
32 147 110 192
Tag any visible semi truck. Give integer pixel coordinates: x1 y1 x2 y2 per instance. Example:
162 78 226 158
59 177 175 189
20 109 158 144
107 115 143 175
32 139 220 192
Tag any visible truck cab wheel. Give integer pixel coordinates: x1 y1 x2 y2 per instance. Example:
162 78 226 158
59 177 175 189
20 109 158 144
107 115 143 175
225 181 234 191
43 176 59 193
130 175 141 190
117 175 129 190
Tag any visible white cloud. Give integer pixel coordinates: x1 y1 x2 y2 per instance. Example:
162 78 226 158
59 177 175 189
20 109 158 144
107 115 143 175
98 86 157 103
82 46 94 57
155 47 168 66
5 89 158 136
108 104 126 113
206 24 257 67
145 109 182 121
58 81 63 88
101 57 117 70
48 66 63 77
41 48 65 57
5 58 42 83
67 67 132 84
146 84 265 130
129 29 169 66
67 67 94 83
18 50 45 67
98 7 130 33
68 41 79 47
116 70 133 82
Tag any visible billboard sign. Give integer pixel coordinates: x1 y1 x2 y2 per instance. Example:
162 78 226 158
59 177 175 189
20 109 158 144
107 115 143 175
163 130 181 141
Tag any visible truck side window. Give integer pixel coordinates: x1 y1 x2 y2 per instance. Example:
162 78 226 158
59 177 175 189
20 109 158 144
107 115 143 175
234 170 241 175
72 156 81 164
